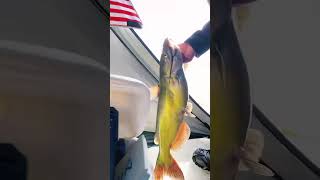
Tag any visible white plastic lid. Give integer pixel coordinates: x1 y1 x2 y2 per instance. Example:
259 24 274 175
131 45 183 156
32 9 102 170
110 74 151 139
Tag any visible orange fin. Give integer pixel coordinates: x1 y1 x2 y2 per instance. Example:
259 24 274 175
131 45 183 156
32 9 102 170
171 121 190 151
154 153 184 180
166 158 184 180
149 85 160 100
154 163 165 180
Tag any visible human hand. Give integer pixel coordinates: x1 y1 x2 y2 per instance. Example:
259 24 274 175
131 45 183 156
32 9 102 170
178 43 195 63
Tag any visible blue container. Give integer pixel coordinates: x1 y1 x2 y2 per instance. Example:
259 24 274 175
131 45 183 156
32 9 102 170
110 107 119 180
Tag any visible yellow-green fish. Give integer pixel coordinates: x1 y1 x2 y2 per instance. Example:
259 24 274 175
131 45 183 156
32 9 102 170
211 28 274 179
150 38 194 180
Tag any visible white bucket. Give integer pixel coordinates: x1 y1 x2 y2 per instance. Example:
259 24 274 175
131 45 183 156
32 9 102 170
0 41 108 180
110 74 150 139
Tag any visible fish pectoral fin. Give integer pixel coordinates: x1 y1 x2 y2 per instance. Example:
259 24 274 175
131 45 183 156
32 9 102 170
154 132 159 145
241 158 275 177
170 121 190 151
149 85 160 101
184 102 196 118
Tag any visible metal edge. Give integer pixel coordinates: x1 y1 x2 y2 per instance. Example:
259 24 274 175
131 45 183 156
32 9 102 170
253 105 320 177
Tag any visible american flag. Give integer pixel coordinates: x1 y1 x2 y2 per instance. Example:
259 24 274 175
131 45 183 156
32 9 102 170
110 0 143 29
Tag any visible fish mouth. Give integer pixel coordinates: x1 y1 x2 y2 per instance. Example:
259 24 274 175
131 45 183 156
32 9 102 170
163 38 176 51
162 38 183 78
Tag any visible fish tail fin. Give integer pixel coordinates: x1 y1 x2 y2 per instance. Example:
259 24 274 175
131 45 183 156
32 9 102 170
154 154 184 180
166 154 184 180
154 160 165 180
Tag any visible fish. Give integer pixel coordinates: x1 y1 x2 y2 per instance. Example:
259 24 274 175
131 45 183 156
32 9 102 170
149 38 194 180
211 16 274 179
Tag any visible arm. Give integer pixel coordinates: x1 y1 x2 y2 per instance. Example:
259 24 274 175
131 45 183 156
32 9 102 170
179 22 210 63
185 22 210 58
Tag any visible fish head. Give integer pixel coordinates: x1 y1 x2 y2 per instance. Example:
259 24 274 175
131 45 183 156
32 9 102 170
160 38 184 80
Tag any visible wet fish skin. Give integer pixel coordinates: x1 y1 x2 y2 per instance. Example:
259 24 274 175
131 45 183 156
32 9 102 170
211 14 252 179
212 17 274 179
153 38 191 180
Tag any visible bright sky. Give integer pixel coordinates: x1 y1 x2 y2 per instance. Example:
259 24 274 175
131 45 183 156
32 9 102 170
133 0 210 114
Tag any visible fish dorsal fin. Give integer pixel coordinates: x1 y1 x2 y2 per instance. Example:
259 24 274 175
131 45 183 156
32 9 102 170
170 121 191 151
149 84 160 101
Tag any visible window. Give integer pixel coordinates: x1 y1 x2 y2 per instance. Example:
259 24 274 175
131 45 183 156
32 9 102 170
132 0 210 114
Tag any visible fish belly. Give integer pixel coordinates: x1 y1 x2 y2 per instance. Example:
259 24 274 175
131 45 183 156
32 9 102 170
158 101 180 164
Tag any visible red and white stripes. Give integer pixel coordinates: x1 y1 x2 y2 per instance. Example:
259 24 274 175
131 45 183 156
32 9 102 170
110 0 142 28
